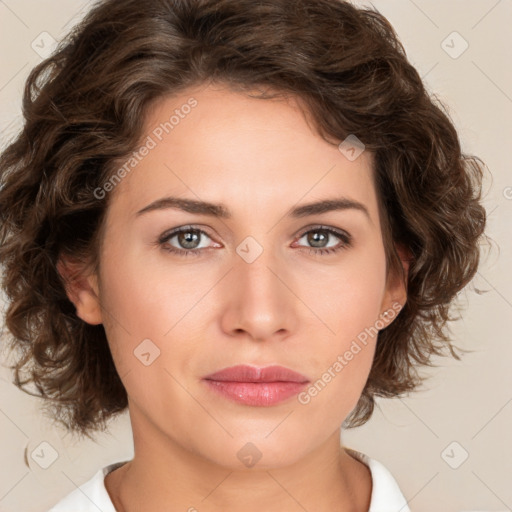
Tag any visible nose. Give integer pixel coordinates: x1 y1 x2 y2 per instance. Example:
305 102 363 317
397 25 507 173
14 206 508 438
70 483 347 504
219 249 298 343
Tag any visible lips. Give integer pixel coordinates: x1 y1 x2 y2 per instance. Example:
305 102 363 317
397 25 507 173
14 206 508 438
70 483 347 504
203 364 309 383
202 365 310 406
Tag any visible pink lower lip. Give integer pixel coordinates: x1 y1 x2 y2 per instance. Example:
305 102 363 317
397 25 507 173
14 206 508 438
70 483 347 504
204 380 308 406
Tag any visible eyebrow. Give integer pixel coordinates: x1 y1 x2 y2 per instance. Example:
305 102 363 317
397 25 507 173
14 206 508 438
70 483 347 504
135 196 371 220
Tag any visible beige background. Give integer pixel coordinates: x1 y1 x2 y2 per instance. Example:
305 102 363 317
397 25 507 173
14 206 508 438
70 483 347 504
0 1 511 511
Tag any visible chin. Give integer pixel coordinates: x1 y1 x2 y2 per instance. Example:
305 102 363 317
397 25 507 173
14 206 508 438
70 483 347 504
194 436 311 471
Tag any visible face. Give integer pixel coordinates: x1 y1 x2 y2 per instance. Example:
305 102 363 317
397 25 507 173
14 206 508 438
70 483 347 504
63 82 407 469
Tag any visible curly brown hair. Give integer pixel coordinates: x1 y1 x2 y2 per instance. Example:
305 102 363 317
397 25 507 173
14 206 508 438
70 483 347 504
0 0 489 437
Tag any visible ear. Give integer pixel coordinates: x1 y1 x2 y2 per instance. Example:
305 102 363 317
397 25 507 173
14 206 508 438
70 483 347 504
56 256 103 325
378 243 412 329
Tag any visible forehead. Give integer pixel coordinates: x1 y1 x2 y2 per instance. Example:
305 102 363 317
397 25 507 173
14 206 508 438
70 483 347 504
107 83 379 226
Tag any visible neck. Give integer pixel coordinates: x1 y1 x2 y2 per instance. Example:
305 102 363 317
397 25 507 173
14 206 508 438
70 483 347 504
105 411 372 512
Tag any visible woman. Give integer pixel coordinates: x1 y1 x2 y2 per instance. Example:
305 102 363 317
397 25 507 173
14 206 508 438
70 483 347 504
0 0 487 510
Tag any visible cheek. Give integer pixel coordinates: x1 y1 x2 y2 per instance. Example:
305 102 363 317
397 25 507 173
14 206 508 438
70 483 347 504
99 243 209 338
301 245 387 345
96 262 202 418
96 243 218 404
294 249 386 414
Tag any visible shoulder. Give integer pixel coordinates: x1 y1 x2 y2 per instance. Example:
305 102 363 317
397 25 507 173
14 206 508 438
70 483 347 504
46 461 128 512
345 448 411 512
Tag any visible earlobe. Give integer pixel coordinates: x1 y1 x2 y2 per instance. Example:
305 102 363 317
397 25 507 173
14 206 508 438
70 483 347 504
56 257 103 325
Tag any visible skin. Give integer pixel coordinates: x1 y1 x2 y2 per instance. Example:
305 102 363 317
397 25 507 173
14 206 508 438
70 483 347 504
59 81 409 512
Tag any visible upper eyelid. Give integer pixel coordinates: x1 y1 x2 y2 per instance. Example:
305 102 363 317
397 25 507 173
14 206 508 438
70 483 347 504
296 225 350 238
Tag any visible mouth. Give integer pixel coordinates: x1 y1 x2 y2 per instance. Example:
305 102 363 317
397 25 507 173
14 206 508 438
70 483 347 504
202 364 310 406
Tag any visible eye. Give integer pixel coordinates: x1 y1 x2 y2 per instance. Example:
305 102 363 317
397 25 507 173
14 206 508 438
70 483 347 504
158 226 217 257
294 226 352 256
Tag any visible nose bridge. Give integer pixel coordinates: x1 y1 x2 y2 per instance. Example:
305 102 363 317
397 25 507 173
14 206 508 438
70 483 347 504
239 252 281 298
236 241 287 306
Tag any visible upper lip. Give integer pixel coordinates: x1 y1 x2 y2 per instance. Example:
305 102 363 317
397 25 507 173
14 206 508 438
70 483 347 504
203 365 309 383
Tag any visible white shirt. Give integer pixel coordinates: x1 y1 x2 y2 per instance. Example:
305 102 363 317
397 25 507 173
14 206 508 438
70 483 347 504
47 448 411 511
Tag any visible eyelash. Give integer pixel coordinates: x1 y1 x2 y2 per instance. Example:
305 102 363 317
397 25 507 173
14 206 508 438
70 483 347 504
157 225 352 258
